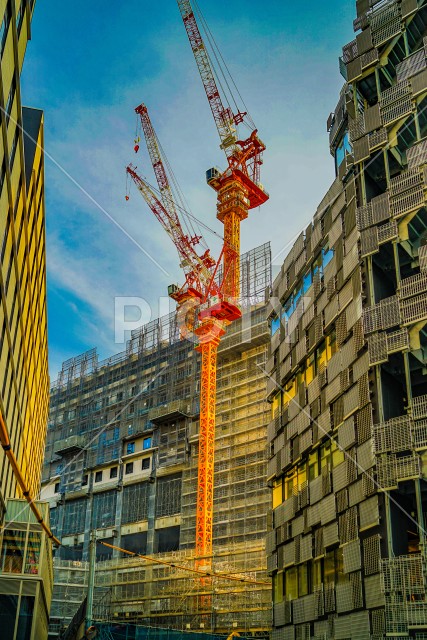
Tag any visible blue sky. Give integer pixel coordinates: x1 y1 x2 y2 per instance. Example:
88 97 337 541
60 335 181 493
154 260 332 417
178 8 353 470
21 0 355 379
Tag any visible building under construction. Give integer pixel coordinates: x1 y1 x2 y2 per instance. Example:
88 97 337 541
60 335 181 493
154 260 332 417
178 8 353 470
267 1 427 638
41 243 272 638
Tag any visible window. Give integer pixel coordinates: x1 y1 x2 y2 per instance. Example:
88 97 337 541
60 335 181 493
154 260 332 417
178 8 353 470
24 532 41 575
0 4 11 55
316 340 327 371
271 392 281 419
125 462 134 475
142 458 150 470
126 442 135 455
81 475 88 487
143 437 152 450
122 484 149 524
272 478 282 509
312 558 322 589
95 471 103 483
323 243 334 268
320 441 332 471
284 471 297 501
271 314 280 336
335 131 352 170
92 490 117 529
16 1 24 33
110 467 118 479
4 76 15 123
9 126 19 168
1 529 26 573
62 498 86 535
54 482 60 494
298 564 309 597
285 566 298 601
324 548 346 584
328 329 338 358
308 451 319 481
332 440 345 468
306 353 315 385
273 571 284 604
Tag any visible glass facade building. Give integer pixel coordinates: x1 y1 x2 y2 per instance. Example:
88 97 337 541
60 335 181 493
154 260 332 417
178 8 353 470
0 0 49 515
0 2 50 638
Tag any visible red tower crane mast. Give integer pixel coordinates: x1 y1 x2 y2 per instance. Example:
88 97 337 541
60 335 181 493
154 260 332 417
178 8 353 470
130 103 243 580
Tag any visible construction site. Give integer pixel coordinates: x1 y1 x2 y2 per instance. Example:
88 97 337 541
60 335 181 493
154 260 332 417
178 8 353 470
41 243 273 638
9 0 427 638
39 1 277 637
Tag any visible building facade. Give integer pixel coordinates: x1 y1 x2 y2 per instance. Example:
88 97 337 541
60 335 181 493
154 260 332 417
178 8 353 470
0 499 53 639
267 1 427 638
0 1 51 638
0 0 49 514
42 243 273 638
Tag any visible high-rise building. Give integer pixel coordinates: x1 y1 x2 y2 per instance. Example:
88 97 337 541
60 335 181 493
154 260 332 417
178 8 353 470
0 0 49 515
267 1 427 638
0 1 51 639
42 244 273 638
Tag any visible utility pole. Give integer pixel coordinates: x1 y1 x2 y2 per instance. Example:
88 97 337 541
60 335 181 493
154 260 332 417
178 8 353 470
86 529 96 629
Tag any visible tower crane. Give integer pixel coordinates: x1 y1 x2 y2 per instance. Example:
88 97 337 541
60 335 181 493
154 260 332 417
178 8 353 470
131 101 244 573
127 0 268 596
126 144 229 587
177 0 269 301
176 0 269 565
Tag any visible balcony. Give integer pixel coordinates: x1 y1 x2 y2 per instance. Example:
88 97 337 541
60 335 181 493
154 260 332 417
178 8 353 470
148 400 193 423
54 434 85 456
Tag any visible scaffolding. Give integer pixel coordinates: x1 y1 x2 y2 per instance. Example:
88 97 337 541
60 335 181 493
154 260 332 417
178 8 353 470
43 244 272 638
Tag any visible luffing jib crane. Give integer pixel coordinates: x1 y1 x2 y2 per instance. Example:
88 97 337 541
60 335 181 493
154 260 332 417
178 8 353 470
127 0 268 589
177 0 269 303
176 0 269 569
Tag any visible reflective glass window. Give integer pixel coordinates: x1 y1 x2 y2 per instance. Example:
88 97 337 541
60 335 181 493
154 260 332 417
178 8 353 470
24 532 41 575
1 529 25 573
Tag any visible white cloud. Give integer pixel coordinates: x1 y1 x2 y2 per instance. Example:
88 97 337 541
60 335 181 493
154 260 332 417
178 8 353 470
22 0 356 376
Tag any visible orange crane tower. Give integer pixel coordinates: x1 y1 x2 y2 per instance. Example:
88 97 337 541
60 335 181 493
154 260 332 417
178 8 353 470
132 103 240 575
127 2 268 585
177 0 269 566
126 152 231 580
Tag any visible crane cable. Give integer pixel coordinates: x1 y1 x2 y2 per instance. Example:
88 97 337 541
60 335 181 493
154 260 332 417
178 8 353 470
192 0 256 131
0 409 61 546
193 0 238 119
128 171 225 245
155 132 208 251
98 540 270 586
134 116 209 252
